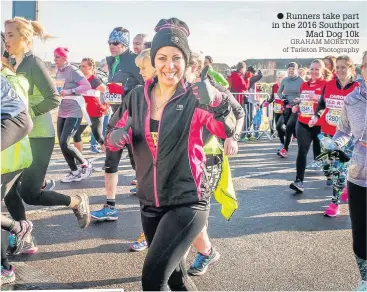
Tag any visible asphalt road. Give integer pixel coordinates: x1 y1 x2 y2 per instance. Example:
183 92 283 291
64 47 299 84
3 139 360 291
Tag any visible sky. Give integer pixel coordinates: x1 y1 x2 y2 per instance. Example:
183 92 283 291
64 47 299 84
1 0 366 66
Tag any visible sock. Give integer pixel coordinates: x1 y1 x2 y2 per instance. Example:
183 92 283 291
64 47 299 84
72 170 79 176
202 246 212 257
81 159 89 168
2 260 11 270
356 255 367 281
106 199 115 208
10 221 22 234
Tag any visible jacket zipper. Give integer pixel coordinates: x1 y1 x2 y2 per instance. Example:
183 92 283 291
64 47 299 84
150 91 187 207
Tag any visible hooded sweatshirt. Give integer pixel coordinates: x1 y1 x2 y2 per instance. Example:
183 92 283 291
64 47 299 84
333 80 367 187
277 75 303 104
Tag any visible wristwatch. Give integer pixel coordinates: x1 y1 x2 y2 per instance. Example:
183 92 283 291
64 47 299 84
71 88 76 95
232 133 240 141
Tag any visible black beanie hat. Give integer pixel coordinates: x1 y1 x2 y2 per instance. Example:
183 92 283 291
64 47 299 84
288 62 299 70
150 18 190 68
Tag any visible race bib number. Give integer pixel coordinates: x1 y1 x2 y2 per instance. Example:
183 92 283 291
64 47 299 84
326 109 341 126
273 103 283 114
104 91 122 104
300 101 314 116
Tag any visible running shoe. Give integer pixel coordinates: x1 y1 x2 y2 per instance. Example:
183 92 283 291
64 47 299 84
279 148 288 158
277 144 284 156
188 247 220 276
7 220 34 255
80 160 93 180
355 280 367 291
72 193 91 229
90 146 103 153
61 172 82 183
19 236 38 254
324 203 340 217
91 204 118 221
326 176 333 186
130 232 148 252
1 265 15 285
341 188 348 203
130 187 137 195
289 180 304 193
41 179 56 191
306 160 323 170
131 177 137 185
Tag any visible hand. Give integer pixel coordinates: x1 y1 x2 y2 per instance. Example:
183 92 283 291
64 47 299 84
192 78 220 107
293 98 301 104
262 101 269 108
100 144 106 152
224 137 238 156
106 117 132 150
60 90 66 97
292 105 300 113
308 116 319 127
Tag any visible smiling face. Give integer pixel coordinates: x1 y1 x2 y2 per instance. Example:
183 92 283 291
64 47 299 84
287 67 295 77
5 22 27 56
309 62 323 81
335 59 352 81
154 46 186 88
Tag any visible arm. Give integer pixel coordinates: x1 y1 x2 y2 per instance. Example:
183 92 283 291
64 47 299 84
30 57 60 116
332 104 352 147
96 83 106 93
315 85 327 116
194 80 236 139
1 111 33 151
267 84 276 103
278 79 285 100
63 71 91 95
249 71 263 88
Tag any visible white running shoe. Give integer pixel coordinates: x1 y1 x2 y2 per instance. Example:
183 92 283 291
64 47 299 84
61 172 82 183
80 160 93 180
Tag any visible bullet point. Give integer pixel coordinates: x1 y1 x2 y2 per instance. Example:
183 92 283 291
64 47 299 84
277 13 284 19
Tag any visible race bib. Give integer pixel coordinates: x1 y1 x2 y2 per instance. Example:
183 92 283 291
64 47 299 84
300 101 314 116
326 109 341 126
104 91 122 104
273 103 283 114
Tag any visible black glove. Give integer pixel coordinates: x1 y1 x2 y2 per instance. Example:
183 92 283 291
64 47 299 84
106 117 132 150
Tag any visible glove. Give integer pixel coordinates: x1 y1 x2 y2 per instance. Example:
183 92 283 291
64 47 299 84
106 117 132 150
192 77 220 107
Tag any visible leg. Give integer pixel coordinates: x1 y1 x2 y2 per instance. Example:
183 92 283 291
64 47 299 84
141 206 209 291
295 122 313 182
284 112 298 151
311 126 322 159
276 114 285 145
348 181 367 281
73 124 88 153
90 117 104 145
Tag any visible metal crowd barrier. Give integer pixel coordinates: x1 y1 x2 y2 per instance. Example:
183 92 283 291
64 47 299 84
231 92 275 141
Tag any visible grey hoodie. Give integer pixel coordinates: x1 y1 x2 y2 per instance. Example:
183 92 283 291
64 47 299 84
277 75 303 104
333 80 367 187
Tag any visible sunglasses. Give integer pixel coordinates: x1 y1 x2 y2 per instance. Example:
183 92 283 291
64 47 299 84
108 41 121 46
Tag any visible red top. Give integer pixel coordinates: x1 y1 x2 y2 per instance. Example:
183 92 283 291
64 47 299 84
298 78 328 125
272 83 284 114
83 75 109 118
319 79 359 136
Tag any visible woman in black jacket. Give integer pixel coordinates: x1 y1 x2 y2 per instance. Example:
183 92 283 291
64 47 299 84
106 18 236 291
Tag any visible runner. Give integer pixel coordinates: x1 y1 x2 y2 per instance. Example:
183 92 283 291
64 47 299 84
91 26 144 221
264 72 285 153
4 18 90 250
186 50 244 276
309 55 359 216
289 59 332 193
204 55 229 88
1 35 33 284
75 57 108 154
105 17 236 290
133 33 149 55
326 51 366 290
277 62 304 158
323 55 337 79
54 47 93 182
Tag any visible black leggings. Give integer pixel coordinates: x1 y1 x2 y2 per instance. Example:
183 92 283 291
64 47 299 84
275 113 285 144
57 117 85 171
4 137 71 221
73 117 104 144
104 144 135 174
282 109 298 151
141 206 209 291
295 122 321 181
348 181 366 260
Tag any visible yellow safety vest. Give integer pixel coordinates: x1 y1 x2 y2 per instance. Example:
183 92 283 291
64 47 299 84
1 68 33 174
